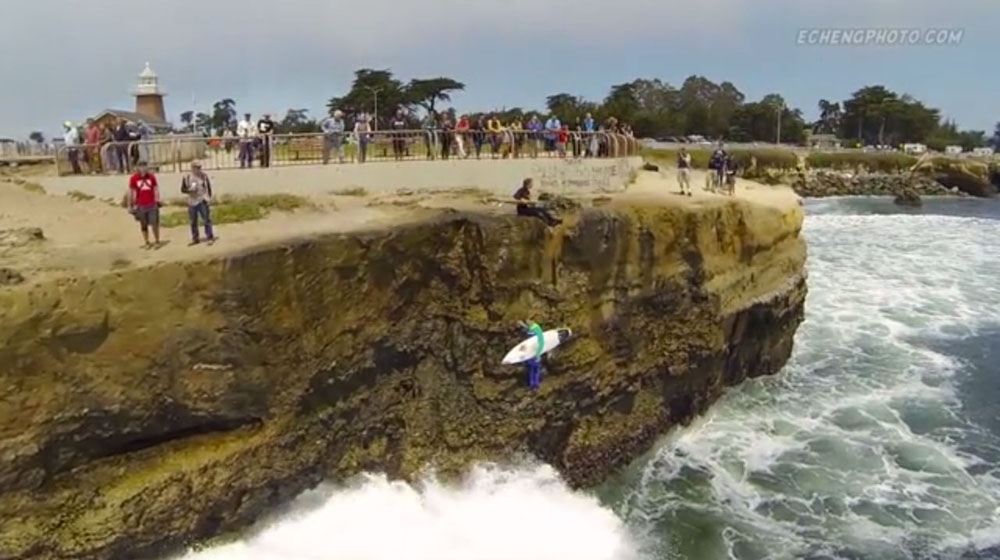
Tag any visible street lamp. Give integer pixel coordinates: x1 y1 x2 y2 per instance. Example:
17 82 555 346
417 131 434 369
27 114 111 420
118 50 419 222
365 86 383 130
775 100 785 145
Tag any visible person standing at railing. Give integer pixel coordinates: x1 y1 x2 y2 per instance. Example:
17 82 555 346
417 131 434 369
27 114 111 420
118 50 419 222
486 114 503 158
320 110 346 164
100 124 116 173
455 114 469 158
472 116 486 159
422 112 438 160
62 121 82 174
237 113 255 168
256 114 275 168
439 113 454 160
544 114 561 153
583 113 596 157
84 119 101 173
510 117 525 158
526 115 543 158
389 109 407 160
354 113 372 163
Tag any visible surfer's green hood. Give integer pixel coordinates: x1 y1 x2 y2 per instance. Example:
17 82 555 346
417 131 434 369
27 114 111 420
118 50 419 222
528 322 544 357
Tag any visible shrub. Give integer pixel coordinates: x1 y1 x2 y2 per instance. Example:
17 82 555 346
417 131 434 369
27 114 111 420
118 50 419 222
805 152 918 173
160 194 311 228
67 190 95 201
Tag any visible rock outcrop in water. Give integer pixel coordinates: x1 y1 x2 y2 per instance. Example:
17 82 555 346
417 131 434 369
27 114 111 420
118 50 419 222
0 199 806 560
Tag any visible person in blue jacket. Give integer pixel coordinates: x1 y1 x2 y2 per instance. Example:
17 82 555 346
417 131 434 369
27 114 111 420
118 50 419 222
518 320 546 390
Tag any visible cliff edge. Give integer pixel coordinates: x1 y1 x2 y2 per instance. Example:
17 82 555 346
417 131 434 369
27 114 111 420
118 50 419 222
0 171 806 559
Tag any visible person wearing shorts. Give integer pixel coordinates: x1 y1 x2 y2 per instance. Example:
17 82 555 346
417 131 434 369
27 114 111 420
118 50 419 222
128 161 161 248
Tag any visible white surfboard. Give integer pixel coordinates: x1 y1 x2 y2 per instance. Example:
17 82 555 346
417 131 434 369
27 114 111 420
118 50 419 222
502 328 572 365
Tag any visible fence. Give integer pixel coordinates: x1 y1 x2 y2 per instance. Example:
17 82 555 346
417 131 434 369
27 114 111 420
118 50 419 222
53 130 641 176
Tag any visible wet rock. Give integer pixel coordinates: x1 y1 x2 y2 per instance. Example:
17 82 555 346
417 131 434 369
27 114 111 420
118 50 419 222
0 205 806 560
0 227 44 248
537 192 581 211
893 188 922 207
0 267 24 285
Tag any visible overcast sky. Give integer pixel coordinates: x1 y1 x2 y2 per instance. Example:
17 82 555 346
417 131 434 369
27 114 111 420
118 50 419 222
1 0 996 139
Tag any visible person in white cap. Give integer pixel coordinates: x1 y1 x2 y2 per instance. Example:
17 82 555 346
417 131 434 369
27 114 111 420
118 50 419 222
63 121 82 174
320 109 346 164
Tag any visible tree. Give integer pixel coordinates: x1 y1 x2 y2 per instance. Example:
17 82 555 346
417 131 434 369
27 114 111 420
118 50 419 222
28 131 44 144
545 93 593 124
992 122 1000 148
193 112 211 135
180 111 194 132
327 69 411 128
815 99 842 134
277 108 319 133
210 99 237 134
405 77 465 116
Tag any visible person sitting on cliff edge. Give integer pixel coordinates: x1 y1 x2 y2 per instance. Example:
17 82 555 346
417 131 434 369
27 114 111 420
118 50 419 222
513 178 562 227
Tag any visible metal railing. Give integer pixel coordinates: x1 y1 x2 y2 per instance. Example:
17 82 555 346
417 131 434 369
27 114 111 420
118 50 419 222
53 130 640 176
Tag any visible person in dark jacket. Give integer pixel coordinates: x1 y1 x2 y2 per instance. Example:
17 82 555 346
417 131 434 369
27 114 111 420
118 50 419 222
513 178 561 226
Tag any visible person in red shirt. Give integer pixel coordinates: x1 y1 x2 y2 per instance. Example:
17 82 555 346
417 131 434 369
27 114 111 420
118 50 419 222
127 161 162 248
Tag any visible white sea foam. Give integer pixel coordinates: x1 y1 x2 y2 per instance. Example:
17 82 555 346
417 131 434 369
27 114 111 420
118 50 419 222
179 463 637 560
613 212 1000 559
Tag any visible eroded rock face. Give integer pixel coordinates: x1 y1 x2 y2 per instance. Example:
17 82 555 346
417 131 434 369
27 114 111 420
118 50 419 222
0 201 806 560
792 171 952 197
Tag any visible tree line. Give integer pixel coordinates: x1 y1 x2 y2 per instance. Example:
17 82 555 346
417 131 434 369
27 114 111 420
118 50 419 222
162 68 998 150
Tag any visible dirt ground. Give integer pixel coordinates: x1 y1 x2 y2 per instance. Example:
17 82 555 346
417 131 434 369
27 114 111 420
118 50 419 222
0 165 798 286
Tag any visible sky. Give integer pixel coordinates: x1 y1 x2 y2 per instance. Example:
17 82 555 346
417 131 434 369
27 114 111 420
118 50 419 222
1 0 996 140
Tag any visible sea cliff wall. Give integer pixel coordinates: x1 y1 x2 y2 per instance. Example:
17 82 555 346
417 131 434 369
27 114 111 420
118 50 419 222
0 196 806 559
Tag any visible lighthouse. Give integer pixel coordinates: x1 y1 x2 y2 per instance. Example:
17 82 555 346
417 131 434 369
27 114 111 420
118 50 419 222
131 62 167 123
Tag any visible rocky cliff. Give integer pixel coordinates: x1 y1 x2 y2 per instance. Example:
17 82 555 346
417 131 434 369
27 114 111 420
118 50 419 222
0 197 806 560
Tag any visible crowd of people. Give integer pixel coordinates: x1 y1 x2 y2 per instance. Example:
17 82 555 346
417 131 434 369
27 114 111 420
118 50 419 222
61 118 155 175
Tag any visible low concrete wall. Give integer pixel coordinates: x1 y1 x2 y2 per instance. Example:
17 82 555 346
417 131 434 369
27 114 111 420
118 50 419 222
36 157 643 199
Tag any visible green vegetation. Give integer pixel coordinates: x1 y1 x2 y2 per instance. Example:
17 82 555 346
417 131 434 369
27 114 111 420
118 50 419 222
160 194 311 228
21 181 45 194
643 148 798 173
805 152 918 173
330 187 368 196
67 190 95 201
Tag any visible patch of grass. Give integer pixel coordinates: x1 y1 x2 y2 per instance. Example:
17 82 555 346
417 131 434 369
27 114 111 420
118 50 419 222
643 147 798 174
21 181 46 194
160 194 311 228
329 187 368 197
67 190 95 201
805 152 918 173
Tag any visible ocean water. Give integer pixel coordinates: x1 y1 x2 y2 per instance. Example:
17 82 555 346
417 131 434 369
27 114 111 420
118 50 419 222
180 197 1000 560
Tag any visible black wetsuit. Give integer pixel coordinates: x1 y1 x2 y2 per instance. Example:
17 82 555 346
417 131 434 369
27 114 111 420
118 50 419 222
514 186 561 226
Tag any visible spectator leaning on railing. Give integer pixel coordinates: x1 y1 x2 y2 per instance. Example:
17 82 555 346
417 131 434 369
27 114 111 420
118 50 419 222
320 110 346 164
62 121 82 175
256 114 275 168
237 113 255 168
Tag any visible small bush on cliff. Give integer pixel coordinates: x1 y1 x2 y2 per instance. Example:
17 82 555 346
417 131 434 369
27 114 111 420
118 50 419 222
160 194 311 228
67 190 95 201
805 152 918 173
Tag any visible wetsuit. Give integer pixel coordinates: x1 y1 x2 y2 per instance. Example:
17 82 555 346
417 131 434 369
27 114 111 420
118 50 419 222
524 321 545 390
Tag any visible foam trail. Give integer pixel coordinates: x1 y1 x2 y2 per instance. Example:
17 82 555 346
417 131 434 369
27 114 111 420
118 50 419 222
179 463 637 560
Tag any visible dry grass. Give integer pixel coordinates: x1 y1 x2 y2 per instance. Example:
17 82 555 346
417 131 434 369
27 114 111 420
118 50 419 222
329 187 368 197
67 190 95 201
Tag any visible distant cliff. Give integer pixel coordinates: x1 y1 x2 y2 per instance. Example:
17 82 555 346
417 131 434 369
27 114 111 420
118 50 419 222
0 197 806 559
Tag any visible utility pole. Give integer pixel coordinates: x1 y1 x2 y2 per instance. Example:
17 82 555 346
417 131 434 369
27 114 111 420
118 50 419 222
776 100 784 145
365 86 382 130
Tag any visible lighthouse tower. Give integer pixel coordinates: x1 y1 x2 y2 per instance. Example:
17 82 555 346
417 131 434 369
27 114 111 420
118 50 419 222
131 62 167 122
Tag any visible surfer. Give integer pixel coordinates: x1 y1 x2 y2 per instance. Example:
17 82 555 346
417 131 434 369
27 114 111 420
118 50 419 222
517 319 546 390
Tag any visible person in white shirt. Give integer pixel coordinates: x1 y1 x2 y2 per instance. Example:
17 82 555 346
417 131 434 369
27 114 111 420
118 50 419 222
63 121 82 174
353 113 372 163
236 113 255 168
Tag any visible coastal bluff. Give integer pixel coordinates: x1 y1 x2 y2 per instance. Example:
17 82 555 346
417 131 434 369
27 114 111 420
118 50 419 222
0 169 806 559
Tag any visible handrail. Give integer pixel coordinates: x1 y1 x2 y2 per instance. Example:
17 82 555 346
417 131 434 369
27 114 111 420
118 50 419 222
53 129 639 176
